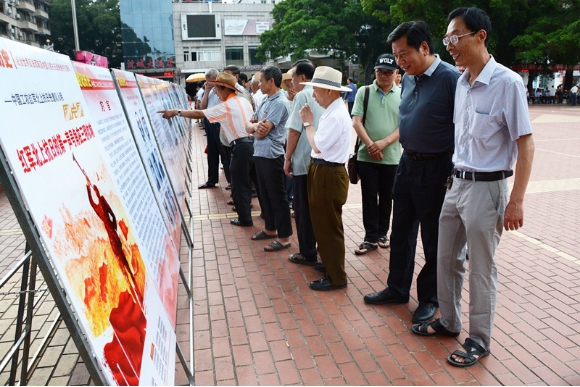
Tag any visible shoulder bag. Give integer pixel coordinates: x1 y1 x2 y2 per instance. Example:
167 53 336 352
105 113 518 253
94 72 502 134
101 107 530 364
348 85 370 184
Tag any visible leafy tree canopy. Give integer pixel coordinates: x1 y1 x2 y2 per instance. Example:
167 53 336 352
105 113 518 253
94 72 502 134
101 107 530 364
257 0 362 62
50 0 122 69
511 0 580 68
360 0 544 67
257 0 398 84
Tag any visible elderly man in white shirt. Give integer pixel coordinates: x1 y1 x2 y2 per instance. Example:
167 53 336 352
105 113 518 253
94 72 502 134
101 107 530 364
298 66 352 291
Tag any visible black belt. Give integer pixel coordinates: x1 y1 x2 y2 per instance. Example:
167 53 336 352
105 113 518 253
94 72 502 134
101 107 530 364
454 169 513 181
404 149 453 161
311 158 343 167
230 136 253 147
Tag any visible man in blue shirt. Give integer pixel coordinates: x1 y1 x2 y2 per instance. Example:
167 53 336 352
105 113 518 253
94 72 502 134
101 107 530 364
246 66 293 252
363 21 460 324
345 78 358 116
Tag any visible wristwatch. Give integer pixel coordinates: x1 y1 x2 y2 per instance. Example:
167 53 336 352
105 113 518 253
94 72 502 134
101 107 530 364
177 110 182 117
303 122 312 127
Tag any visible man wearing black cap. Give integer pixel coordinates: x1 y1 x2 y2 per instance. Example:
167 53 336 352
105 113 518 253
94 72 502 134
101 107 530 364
352 54 402 255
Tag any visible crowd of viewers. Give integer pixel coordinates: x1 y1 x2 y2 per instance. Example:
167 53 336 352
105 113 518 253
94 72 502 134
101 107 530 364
161 6 537 368
526 84 579 105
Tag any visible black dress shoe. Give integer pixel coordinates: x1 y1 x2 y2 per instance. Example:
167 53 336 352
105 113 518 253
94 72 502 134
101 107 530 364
230 218 253 227
412 302 438 323
310 277 347 291
363 288 409 305
314 263 326 272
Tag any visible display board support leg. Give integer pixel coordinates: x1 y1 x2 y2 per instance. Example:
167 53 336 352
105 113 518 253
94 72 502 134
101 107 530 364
8 245 30 385
181 220 193 248
176 342 194 385
19 247 37 386
179 268 192 300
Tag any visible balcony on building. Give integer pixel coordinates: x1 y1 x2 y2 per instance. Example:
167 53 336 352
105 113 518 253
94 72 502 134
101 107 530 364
19 19 38 32
16 0 36 14
33 6 48 20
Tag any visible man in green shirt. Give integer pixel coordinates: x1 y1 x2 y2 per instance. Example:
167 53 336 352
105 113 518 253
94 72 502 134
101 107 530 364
352 54 402 255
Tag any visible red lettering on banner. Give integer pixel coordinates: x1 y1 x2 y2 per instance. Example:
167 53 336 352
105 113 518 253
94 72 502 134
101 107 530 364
17 149 31 173
23 145 36 171
16 125 96 173
0 49 14 69
84 124 95 140
39 139 54 162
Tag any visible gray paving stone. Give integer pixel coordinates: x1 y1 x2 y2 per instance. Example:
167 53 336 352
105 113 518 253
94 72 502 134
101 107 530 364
26 366 52 386
49 327 71 347
63 336 79 355
68 361 91 386
53 354 80 377
48 375 72 386
37 345 64 368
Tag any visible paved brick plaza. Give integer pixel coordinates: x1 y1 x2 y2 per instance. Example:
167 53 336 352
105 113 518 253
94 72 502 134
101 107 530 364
0 104 579 385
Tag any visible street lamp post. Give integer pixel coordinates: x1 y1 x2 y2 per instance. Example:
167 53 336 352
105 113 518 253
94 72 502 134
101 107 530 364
71 0 80 52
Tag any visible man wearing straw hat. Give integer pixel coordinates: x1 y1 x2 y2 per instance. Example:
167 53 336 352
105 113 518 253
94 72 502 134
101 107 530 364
298 66 352 291
158 72 257 227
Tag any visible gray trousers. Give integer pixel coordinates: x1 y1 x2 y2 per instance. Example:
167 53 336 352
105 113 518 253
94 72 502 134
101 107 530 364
437 176 508 350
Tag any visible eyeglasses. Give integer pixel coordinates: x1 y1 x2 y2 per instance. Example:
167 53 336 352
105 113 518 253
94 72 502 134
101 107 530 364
375 70 395 77
442 31 476 46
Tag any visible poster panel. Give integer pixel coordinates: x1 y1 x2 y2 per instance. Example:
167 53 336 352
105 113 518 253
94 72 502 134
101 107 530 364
137 75 190 185
71 61 181 326
111 69 188 215
148 78 189 177
168 81 193 164
0 38 176 386
102 70 184 253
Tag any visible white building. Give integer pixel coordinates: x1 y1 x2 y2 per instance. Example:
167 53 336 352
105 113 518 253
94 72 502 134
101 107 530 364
174 1 281 82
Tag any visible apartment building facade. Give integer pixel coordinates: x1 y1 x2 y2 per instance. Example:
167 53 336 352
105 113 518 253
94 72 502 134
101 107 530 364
0 0 51 47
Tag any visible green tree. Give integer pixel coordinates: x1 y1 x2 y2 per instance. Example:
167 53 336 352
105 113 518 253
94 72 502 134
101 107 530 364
361 0 580 91
50 0 123 69
511 0 580 90
359 0 544 69
257 0 361 62
257 0 396 85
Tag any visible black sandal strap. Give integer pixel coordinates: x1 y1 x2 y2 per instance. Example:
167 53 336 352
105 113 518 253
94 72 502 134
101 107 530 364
463 338 487 355
431 319 460 337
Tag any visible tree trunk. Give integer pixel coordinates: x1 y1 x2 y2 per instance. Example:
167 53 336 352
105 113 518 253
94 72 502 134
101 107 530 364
564 66 574 91
364 60 374 85
526 71 536 95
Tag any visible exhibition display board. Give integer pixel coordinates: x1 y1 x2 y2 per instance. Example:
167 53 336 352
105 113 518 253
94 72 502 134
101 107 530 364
0 37 192 385
112 69 189 217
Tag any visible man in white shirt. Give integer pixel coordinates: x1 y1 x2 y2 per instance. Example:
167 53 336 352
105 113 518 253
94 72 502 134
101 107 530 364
570 84 578 106
198 68 231 189
299 66 352 291
412 7 535 368
158 72 257 226
250 75 265 111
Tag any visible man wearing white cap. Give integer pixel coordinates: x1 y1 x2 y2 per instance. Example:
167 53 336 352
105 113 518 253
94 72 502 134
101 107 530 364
299 66 352 291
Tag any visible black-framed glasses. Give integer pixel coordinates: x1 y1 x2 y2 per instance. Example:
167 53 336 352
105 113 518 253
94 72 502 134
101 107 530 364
442 31 476 46
375 69 395 77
